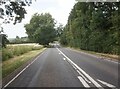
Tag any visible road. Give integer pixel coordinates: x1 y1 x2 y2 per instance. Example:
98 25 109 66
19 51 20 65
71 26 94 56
3 46 119 88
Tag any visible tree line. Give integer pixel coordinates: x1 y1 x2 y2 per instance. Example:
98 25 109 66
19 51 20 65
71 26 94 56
1 1 119 55
60 2 120 55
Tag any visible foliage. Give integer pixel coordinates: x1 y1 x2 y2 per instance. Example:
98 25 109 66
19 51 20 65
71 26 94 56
24 13 56 45
55 24 64 41
60 2 120 55
0 33 9 48
56 24 64 37
0 0 35 47
0 0 35 24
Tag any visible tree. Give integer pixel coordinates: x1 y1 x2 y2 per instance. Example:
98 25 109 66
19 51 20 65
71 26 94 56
24 13 56 46
60 25 68 46
0 26 9 48
0 33 9 48
0 0 35 47
60 2 120 55
56 24 63 37
0 0 34 24
55 23 64 41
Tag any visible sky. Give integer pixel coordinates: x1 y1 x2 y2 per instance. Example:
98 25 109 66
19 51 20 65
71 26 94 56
1 0 76 38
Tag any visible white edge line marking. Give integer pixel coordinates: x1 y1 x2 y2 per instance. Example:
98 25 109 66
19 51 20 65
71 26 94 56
78 76 90 88
97 79 116 88
56 48 103 89
3 50 46 88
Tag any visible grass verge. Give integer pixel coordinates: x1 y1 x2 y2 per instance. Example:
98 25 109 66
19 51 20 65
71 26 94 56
2 45 43 61
68 47 119 61
2 48 46 78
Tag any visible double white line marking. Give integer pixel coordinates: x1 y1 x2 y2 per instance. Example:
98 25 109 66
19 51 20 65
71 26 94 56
57 48 103 88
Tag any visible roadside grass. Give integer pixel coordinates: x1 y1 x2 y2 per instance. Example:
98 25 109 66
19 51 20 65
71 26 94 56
68 47 119 61
2 48 46 78
2 44 43 61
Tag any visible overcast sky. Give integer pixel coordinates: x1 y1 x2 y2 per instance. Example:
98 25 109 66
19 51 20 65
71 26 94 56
2 0 76 38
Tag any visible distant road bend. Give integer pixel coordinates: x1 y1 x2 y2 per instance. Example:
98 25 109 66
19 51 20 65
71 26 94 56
3 44 119 88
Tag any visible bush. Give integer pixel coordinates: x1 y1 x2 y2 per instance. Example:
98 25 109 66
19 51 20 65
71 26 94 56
2 48 14 61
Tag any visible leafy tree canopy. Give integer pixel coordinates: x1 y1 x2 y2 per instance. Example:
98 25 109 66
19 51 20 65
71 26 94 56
0 0 35 25
0 0 35 47
60 2 120 55
24 13 56 45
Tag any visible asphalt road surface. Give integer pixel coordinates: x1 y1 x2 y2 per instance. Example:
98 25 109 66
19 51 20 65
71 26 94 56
3 46 119 88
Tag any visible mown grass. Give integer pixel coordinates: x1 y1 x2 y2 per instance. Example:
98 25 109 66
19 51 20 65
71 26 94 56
2 48 46 78
2 45 43 61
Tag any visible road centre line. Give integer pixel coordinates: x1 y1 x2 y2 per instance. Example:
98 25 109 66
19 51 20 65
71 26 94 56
3 49 46 88
78 76 90 88
56 48 103 89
